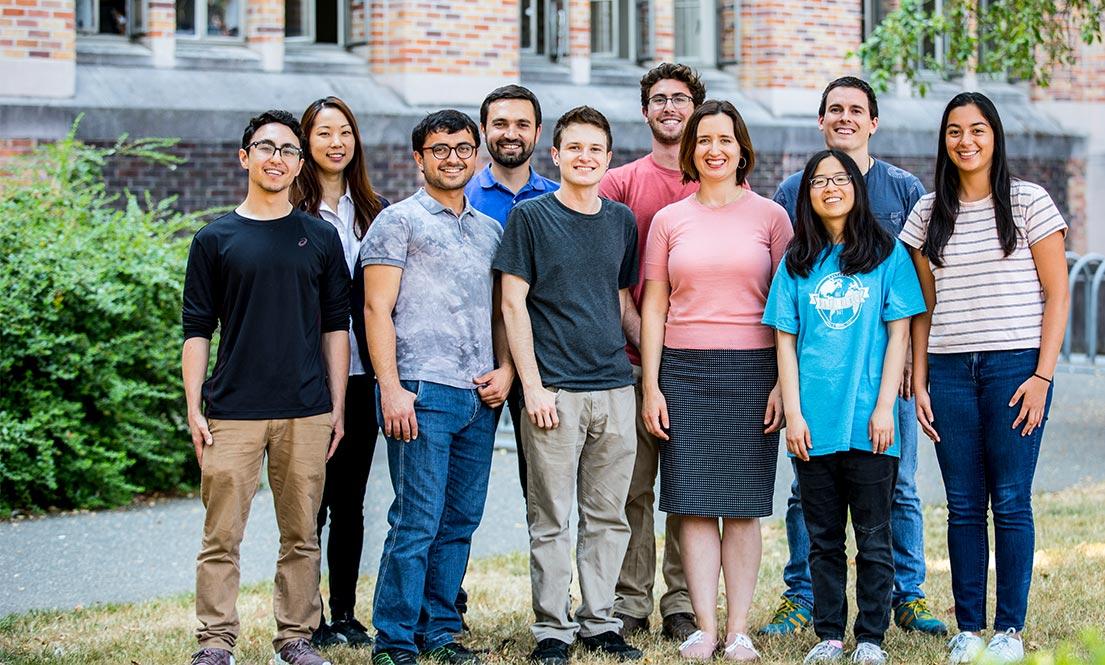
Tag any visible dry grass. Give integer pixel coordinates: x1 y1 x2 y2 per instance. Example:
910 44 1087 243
2 484 1104 664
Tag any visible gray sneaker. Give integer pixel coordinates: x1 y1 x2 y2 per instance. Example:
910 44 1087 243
804 640 845 664
276 639 332 665
982 629 1025 664
850 643 889 664
190 648 235 665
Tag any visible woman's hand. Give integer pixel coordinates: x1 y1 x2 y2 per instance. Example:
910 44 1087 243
868 404 894 454
914 385 940 443
763 382 785 434
642 387 670 441
785 413 812 461
1010 375 1049 437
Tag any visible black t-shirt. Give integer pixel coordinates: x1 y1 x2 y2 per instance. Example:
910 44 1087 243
493 193 638 391
182 209 350 419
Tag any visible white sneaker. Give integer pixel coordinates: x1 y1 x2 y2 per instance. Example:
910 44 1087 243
804 640 846 664
850 642 888 664
982 629 1025 663
947 632 985 664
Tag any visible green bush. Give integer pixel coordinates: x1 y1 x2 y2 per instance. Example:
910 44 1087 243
0 123 207 513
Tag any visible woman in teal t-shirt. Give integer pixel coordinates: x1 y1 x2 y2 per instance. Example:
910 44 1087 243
762 149 926 665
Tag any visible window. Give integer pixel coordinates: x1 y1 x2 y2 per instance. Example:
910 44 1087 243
77 0 144 36
286 0 351 44
175 0 242 38
674 0 715 64
589 0 632 58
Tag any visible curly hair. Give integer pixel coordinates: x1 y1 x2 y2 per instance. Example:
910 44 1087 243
639 62 706 109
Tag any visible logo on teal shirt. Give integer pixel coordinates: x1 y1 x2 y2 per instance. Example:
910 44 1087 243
809 272 869 330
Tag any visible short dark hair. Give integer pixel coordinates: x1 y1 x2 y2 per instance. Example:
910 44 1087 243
241 110 304 150
639 62 707 110
818 76 879 119
677 100 755 186
410 109 480 153
552 106 613 151
480 85 542 127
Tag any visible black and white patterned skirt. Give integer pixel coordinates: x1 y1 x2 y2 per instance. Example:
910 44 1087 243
658 346 779 519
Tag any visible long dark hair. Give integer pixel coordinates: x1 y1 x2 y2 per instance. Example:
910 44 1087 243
785 149 894 278
924 91 1015 267
292 96 384 239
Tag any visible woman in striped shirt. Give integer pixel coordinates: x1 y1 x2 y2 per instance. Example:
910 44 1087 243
900 92 1069 665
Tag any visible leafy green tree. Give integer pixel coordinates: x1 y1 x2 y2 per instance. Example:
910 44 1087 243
857 0 1104 94
0 121 208 512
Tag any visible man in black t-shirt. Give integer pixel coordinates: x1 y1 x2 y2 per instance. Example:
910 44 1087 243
494 107 641 665
182 110 350 665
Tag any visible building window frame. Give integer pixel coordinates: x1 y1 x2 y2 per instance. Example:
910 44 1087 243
588 0 635 60
76 0 146 37
174 0 246 40
674 0 716 66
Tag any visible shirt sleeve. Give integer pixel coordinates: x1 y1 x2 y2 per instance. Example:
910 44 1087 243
619 210 640 289
598 170 623 202
642 208 672 281
182 231 219 340
492 205 535 283
359 209 411 269
761 260 799 334
905 174 926 213
767 203 795 275
882 243 927 322
772 178 798 225
1021 183 1068 245
898 197 930 250
320 226 352 333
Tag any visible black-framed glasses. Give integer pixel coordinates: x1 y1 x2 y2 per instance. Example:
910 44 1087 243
809 173 853 189
647 94 694 110
420 143 476 160
247 140 303 161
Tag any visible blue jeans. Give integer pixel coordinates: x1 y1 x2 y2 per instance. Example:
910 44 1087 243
783 396 926 608
928 349 1051 633
372 380 496 654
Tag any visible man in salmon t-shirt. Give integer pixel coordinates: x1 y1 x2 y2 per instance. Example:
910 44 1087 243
598 62 705 643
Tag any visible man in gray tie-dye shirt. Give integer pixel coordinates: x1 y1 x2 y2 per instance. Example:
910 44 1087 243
360 109 513 665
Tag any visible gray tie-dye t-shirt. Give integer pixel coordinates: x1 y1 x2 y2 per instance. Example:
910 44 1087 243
359 188 503 389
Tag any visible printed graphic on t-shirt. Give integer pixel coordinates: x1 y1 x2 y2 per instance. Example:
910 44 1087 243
810 272 870 330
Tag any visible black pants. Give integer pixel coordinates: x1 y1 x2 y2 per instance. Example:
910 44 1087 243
316 373 378 620
795 450 898 645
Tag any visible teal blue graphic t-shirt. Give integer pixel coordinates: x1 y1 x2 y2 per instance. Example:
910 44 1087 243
762 242 925 457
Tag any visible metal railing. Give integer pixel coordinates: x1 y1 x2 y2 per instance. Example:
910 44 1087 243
1065 251 1105 365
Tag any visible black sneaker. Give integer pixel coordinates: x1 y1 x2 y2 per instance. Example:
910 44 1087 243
372 649 418 665
578 631 643 661
614 612 649 636
331 615 374 648
190 648 235 665
530 638 571 665
661 612 698 642
423 642 481 664
311 621 343 648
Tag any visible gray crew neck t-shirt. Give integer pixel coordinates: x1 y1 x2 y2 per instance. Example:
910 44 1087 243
359 188 503 389
493 192 638 391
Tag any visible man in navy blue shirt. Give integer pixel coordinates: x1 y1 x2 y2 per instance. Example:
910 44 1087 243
764 76 948 638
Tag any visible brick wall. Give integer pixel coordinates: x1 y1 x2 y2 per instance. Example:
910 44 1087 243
651 0 673 64
737 0 862 91
0 0 72 61
718 0 738 65
1032 40 1105 104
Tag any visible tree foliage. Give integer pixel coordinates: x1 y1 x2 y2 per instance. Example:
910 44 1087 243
857 0 1105 94
0 121 207 513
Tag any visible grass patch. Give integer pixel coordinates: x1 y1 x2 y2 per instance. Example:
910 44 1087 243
2 484 1104 664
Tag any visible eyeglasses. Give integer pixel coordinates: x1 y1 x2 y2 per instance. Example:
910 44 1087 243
808 173 853 189
420 143 477 160
648 94 694 110
247 140 303 161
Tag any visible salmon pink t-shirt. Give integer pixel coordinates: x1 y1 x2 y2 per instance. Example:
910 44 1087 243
644 191 793 350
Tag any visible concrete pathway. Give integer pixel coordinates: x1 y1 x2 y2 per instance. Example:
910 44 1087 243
2 370 1101 617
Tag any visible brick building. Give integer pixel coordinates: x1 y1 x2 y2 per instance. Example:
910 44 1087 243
1 0 1102 251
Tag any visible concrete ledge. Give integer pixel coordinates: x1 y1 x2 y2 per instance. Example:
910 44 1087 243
0 57 75 99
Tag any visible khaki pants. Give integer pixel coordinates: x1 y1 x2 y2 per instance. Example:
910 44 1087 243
195 414 332 651
614 366 693 619
522 386 636 643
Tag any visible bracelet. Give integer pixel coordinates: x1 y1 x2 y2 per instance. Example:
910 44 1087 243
1033 372 1053 384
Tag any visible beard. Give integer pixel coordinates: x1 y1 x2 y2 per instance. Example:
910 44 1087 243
489 139 536 168
648 117 684 146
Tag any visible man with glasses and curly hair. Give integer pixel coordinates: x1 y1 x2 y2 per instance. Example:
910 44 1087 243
362 109 511 665
183 109 351 665
598 62 706 642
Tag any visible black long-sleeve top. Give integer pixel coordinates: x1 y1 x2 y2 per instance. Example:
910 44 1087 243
182 209 351 419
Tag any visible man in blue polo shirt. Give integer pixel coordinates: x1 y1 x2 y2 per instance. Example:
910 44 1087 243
465 84 559 502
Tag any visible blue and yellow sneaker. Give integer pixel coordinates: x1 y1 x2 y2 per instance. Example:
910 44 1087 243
758 597 812 635
893 598 948 635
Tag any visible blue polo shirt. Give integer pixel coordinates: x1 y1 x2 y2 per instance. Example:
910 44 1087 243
464 164 559 227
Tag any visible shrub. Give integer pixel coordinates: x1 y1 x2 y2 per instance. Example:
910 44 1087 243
0 122 208 513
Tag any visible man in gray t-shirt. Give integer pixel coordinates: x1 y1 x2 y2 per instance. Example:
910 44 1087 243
360 110 512 663
495 106 643 663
